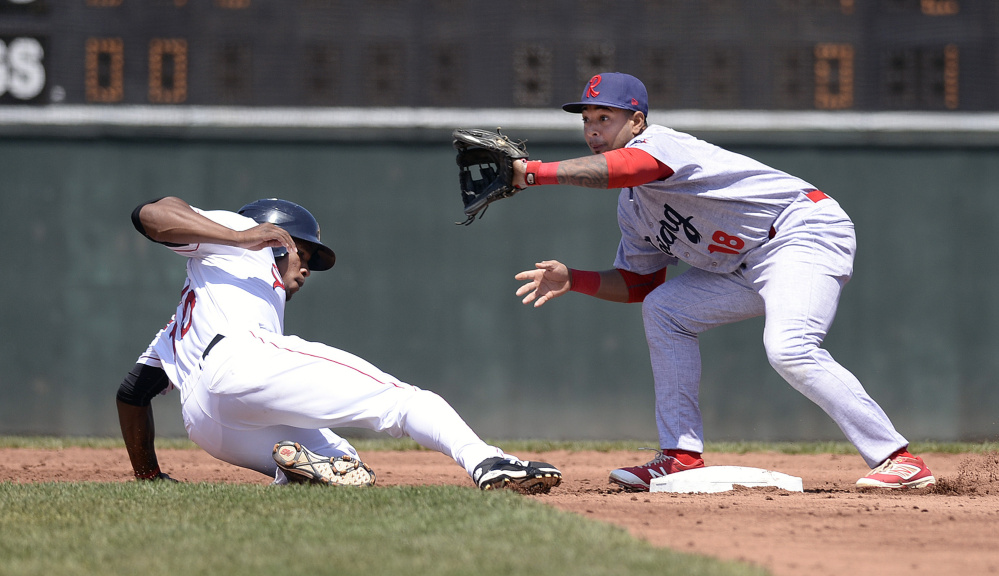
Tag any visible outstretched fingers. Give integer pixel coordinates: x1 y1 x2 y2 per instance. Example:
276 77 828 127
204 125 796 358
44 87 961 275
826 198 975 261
515 269 541 305
514 261 568 308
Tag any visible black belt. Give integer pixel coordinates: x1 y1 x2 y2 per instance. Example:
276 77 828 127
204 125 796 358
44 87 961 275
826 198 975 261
202 334 225 359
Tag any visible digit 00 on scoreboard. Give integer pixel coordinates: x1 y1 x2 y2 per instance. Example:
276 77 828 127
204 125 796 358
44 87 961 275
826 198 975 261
0 0 991 111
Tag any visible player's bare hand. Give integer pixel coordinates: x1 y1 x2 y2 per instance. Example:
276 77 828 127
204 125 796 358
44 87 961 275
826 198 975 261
515 260 570 307
236 223 296 254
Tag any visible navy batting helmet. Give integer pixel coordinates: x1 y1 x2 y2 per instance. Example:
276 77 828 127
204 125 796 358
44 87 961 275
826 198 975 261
238 198 336 271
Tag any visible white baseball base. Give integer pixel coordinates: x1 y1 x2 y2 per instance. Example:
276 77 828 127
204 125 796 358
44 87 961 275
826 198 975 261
649 466 803 494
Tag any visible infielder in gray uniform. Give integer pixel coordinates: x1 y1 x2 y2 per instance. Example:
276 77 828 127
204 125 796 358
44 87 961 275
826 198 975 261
511 72 934 491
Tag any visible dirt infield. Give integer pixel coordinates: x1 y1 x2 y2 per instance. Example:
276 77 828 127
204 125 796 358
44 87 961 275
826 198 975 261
3 447 997 576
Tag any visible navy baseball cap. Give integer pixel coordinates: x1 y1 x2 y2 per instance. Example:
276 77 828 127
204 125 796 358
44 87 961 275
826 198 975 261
562 72 648 116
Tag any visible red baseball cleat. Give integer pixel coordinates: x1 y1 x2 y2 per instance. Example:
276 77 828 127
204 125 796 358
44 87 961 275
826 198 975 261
609 449 705 491
856 454 935 489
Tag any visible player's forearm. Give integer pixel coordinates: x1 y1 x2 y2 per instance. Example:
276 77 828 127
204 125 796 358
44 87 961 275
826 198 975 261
570 269 629 302
522 149 672 190
595 269 630 301
137 196 242 246
571 267 667 303
116 399 162 479
555 156 610 188
518 156 610 189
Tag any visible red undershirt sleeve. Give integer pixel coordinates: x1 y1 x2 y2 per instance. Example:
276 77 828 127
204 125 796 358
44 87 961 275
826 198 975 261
618 268 667 303
569 267 667 303
604 147 674 188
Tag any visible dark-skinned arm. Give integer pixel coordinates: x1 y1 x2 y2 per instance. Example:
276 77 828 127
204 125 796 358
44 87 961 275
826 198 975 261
115 363 176 481
133 196 296 253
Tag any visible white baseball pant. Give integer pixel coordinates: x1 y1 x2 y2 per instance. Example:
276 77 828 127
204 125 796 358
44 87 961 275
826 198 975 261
179 330 503 478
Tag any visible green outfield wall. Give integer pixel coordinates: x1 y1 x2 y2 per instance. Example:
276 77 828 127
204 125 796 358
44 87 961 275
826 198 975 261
1 134 996 443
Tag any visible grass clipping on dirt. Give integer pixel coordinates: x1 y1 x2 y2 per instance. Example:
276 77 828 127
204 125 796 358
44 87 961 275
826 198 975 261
0 481 768 576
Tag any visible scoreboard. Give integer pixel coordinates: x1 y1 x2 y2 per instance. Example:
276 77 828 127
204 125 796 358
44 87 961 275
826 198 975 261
0 0 996 111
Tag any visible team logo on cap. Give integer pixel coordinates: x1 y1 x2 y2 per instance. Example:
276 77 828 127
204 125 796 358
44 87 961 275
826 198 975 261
586 75 601 98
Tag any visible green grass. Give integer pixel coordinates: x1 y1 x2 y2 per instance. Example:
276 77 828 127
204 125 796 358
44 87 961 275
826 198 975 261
2 437 995 576
0 481 767 576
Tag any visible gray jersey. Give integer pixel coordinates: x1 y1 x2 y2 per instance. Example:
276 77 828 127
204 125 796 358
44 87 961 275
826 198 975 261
614 124 819 274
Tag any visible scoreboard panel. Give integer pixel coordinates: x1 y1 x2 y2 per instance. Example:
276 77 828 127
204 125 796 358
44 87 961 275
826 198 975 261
0 0 996 111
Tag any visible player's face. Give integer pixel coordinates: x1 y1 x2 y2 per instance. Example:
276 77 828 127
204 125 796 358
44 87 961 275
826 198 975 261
276 240 313 301
580 106 645 154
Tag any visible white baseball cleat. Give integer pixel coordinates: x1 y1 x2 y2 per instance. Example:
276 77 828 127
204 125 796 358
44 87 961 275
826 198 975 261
272 441 375 487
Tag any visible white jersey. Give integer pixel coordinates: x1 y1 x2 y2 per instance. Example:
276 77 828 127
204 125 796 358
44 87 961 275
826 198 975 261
614 124 821 274
146 207 286 393
134 326 174 396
